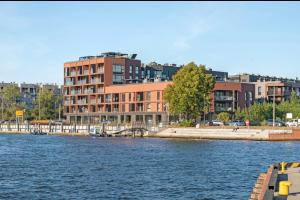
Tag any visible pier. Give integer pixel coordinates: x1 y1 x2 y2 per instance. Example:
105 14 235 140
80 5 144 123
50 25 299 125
250 162 300 200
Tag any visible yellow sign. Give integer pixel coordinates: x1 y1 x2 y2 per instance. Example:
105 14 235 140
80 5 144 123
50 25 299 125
16 110 24 117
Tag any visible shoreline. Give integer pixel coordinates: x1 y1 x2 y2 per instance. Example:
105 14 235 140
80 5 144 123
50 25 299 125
1 127 300 141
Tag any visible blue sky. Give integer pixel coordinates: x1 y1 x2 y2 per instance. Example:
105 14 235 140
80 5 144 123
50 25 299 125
1 2 300 84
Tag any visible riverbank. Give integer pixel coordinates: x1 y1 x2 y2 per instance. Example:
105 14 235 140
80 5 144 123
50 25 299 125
149 127 299 141
2 126 300 141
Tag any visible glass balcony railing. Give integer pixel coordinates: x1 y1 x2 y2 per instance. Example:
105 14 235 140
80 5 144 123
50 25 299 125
214 96 234 101
70 71 76 76
90 99 96 104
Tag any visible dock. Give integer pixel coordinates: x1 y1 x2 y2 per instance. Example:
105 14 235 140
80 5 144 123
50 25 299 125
249 162 300 200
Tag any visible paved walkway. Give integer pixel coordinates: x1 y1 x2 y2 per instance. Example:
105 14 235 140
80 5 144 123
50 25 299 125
287 167 300 200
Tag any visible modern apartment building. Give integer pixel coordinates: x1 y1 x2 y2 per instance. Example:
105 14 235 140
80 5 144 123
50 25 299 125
65 81 170 124
141 62 181 82
210 82 255 113
256 80 300 103
229 73 300 103
63 52 142 123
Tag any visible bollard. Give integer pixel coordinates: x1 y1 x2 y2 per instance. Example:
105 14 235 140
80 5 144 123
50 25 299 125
279 181 292 196
281 162 286 174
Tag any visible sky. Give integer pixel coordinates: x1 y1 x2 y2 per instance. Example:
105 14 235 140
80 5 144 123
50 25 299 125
1 2 300 85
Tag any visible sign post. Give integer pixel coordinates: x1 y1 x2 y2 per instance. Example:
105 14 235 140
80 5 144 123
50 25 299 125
16 110 24 124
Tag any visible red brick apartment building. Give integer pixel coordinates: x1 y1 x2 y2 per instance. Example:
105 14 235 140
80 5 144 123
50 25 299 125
63 52 255 124
63 52 170 124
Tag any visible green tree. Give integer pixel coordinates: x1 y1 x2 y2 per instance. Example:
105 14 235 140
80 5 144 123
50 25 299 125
32 89 62 120
217 112 230 123
164 62 215 121
1 84 24 120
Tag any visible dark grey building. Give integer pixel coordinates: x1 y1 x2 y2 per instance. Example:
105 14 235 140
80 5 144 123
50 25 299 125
140 62 181 82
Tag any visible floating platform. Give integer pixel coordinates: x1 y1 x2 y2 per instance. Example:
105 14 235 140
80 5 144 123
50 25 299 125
249 162 300 200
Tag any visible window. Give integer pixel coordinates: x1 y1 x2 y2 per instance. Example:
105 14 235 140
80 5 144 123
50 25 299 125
113 74 124 84
135 66 139 74
157 91 161 101
258 87 262 95
157 103 161 111
122 93 126 102
122 104 125 112
146 91 151 101
146 103 151 112
129 65 133 73
113 64 124 73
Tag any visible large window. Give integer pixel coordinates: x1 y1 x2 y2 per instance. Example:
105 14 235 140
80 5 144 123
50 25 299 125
113 74 124 84
258 87 262 95
113 64 124 73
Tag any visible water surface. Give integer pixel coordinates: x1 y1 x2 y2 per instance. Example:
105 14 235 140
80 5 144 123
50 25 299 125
0 134 299 199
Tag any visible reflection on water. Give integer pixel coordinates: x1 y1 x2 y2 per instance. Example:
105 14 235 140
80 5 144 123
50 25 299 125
0 134 299 199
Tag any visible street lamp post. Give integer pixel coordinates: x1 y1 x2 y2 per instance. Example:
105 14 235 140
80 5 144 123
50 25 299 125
273 86 276 127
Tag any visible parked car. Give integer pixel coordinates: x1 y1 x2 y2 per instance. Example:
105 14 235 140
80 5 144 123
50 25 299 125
285 119 300 127
210 120 224 126
267 119 285 127
228 120 246 126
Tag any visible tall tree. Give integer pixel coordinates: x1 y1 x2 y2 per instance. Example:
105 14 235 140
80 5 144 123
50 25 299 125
1 84 24 120
32 89 62 120
164 62 215 121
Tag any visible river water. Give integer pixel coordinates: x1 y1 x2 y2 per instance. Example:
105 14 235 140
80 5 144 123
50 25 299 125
0 134 299 200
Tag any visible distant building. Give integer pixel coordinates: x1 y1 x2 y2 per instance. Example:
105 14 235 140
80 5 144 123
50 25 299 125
140 62 181 82
206 68 229 82
210 82 255 113
229 73 300 103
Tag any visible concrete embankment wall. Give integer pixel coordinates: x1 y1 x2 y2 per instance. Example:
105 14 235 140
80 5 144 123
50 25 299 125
269 129 300 141
153 128 292 141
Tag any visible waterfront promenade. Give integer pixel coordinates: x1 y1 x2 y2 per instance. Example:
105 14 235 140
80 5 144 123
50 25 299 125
1 123 300 141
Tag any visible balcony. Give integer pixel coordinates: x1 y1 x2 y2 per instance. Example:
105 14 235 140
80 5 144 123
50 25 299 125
97 88 104 93
90 78 101 84
70 71 76 76
214 96 234 101
267 90 290 96
90 99 96 104
83 70 89 75
96 69 104 73
77 99 87 105
77 79 88 85
215 107 233 112
71 90 81 95
65 81 74 86
97 98 104 103
83 90 94 94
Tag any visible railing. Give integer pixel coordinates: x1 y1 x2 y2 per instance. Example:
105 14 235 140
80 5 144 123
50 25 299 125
90 79 101 84
77 100 87 105
71 90 81 95
215 107 233 112
83 70 89 75
77 80 88 85
267 91 290 96
64 101 70 105
65 81 74 86
83 90 94 94
97 99 104 103
215 96 234 101
90 99 96 104
96 69 104 73
70 71 76 76
97 89 104 93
